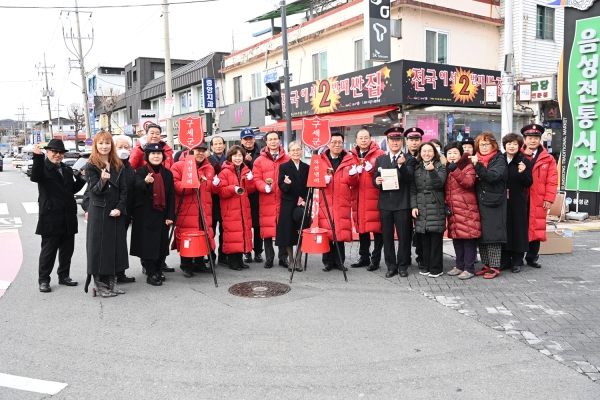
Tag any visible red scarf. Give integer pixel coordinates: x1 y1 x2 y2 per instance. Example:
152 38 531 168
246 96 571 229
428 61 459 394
477 149 498 168
151 165 166 211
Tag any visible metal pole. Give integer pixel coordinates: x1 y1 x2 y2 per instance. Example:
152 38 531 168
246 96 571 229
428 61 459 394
43 54 53 140
280 0 293 147
163 0 174 149
74 0 91 139
501 0 513 138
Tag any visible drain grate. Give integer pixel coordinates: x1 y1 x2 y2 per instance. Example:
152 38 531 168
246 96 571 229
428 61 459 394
228 281 291 298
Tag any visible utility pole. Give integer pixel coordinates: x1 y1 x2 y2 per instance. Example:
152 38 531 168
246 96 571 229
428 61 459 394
280 0 293 147
501 0 514 138
16 104 28 145
36 54 54 141
163 0 174 148
54 98 64 141
62 1 93 139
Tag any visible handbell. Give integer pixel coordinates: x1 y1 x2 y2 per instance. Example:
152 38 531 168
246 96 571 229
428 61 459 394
236 187 245 195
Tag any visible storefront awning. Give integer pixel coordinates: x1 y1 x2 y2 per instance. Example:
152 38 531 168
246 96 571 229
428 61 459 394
260 106 399 133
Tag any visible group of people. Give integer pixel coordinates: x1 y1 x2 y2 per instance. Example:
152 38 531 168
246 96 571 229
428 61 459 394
31 120 557 295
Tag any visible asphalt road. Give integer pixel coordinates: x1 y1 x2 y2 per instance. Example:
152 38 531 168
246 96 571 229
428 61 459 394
0 161 599 399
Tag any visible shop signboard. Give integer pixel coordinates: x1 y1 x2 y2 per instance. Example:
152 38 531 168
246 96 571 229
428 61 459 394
364 0 391 62
529 75 557 101
565 15 600 193
202 78 216 109
560 2 600 215
283 60 501 119
402 60 501 108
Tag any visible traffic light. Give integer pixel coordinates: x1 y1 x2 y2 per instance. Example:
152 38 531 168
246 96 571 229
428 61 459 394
265 80 282 120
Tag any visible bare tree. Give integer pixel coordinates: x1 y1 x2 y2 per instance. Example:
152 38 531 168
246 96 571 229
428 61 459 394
96 88 123 134
15 134 26 146
68 103 86 134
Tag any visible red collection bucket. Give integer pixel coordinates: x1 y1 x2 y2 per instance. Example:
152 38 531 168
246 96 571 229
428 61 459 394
301 228 330 254
180 231 209 257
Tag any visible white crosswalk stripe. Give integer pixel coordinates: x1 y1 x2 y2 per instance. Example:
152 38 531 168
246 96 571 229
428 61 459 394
22 202 38 214
0 373 67 395
0 203 7 215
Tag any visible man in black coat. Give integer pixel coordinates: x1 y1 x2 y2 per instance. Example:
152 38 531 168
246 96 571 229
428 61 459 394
210 136 227 265
373 127 415 278
240 128 264 264
31 140 86 292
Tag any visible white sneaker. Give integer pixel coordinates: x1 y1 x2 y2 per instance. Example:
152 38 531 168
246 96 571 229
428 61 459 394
427 271 444 278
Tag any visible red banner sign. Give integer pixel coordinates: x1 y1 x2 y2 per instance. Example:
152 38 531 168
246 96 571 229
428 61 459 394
301 116 331 150
178 116 205 150
307 154 326 188
180 154 199 189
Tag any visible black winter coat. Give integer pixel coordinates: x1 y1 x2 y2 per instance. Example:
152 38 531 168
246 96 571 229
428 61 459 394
504 152 533 252
474 151 508 244
130 165 175 260
275 159 309 247
85 163 129 275
372 152 415 210
31 153 86 236
410 160 447 234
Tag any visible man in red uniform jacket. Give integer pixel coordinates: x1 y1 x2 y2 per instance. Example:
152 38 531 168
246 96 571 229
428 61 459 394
521 124 557 269
129 124 174 171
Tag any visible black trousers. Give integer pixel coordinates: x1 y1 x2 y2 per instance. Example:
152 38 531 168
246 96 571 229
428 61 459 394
264 237 287 262
144 259 162 277
227 252 243 269
38 234 75 284
250 198 263 255
413 229 424 264
380 209 412 271
525 240 541 263
322 241 346 266
358 232 383 264
422 232 444 275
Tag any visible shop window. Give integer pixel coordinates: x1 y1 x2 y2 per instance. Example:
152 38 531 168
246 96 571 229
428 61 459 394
425 29 449 64
233 76 243 103
251 72 262 99
354 39 373 71
312 50 328 80
536 6 554 40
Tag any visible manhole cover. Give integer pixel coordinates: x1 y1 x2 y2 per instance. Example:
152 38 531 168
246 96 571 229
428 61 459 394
228 281 291 298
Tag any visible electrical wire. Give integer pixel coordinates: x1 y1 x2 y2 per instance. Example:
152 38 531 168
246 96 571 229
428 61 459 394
0 1 219 9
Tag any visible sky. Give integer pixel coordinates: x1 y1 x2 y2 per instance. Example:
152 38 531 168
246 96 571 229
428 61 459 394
0 0 302 122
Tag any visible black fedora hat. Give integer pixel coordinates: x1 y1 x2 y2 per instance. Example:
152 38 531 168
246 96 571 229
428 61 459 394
44 139 67 153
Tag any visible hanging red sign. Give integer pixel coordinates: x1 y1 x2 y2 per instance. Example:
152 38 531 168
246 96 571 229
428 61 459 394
307 154 326 188
180 154 200 189
301 116 331 150
178 115 205 150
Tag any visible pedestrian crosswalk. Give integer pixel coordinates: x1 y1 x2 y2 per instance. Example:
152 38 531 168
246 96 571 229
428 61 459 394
0 203 38 214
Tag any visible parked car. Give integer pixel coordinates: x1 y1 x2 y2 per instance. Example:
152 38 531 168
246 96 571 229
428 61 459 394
12 153 30 169
0 154 3 172
23 159 33 176
72 153 90 207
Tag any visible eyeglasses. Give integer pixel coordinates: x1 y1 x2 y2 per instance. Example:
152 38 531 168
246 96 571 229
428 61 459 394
479 143 492 148
330 141 344 145
47 149 65 155
290 148 302 152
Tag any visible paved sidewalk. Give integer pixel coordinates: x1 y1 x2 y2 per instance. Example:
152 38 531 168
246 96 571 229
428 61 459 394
346 228 600 383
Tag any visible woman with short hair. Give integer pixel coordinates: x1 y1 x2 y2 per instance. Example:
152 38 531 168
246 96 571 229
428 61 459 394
471 132 508 279
501 133 533 273
275 141 309 272
218 145 256 271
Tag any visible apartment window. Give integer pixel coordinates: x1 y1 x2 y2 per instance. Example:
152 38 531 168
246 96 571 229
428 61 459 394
425 29 449 64
251 72 262 99
154 70 164 79
233 76 243 103
151 100 159 110
354 39 374 71
126 71 132 89
129 106 132 120
133 70 137 83
312 51 328 80
536 6 554 40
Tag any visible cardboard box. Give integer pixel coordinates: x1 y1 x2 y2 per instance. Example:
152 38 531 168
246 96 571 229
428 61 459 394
539 229 573 255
